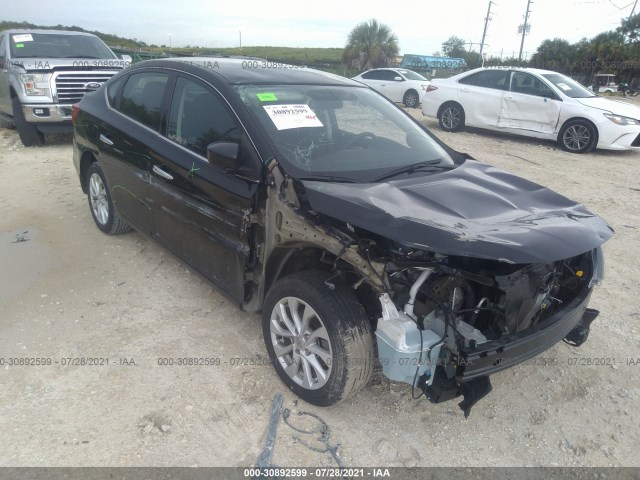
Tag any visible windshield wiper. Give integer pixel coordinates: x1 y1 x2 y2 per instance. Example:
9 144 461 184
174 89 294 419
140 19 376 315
373 160 455 182
298 175 357 183
67 55 100 59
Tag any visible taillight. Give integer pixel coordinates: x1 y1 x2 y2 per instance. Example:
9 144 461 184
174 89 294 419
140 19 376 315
71 103 80 125
426 85 438 93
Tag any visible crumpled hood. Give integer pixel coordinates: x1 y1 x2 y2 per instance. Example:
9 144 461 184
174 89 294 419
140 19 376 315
12 58 127 71
301 160 613 263
577 96 640 119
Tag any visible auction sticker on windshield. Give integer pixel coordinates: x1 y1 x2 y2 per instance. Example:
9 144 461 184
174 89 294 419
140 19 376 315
263 104 323 130
13 34 33 42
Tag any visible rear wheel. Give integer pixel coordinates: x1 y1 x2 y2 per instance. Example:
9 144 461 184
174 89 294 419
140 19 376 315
403 89 420 108
558 119 597 153
12 97 44 146
86 163 131 234
439 102 465 132
262 270 374 406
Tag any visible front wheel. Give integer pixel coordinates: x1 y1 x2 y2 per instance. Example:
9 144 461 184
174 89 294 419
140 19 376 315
558 120 597 153
12 97 44 147
403 89 420 108
262 270 375 406
86 163 131 234
439 102 465 132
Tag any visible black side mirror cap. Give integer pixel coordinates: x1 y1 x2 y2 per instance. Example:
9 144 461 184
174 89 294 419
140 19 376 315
207 141 239 170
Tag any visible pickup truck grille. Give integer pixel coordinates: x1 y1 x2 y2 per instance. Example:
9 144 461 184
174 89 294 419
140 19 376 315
54 72 117 103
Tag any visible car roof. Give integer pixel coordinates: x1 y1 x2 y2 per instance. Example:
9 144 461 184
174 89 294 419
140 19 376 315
1 29 98 37
131 57 362 86
464 66 562 76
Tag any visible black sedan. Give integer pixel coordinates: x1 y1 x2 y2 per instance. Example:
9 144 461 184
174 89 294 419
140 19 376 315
73 58 612 415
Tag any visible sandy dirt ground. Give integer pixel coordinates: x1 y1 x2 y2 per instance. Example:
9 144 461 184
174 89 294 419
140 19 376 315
0 103 639 468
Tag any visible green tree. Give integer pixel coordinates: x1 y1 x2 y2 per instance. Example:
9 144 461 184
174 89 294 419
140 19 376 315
441 36 467 58
529 38 575 72
342 19 399 71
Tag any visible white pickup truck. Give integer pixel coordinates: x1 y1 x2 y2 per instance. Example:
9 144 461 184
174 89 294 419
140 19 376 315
0 29 130 146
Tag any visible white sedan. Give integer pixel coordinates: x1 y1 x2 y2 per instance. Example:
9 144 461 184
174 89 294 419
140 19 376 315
353 68 430 108
422 67 640 153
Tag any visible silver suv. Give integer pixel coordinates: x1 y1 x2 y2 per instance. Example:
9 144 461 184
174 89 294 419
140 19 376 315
0 29 129 146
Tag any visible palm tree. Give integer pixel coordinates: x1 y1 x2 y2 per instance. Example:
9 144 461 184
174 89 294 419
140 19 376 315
342 19 399 71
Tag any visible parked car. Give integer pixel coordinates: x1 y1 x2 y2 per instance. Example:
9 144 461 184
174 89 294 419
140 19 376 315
422 67 640 153
73 58 612 415
0 29 129 146
352 68 429 108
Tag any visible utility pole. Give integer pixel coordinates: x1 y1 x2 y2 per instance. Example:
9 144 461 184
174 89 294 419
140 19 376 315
630 0 638 20
479 1 494 59
518 0 532 66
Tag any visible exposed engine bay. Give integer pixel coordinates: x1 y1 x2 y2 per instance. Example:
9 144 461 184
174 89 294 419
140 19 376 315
352 231 598 416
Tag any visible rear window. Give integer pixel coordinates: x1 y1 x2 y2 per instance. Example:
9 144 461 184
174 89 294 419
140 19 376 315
9 32 116 59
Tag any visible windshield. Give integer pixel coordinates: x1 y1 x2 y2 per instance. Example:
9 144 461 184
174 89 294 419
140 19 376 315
541 73 595 98
398 69 427 81
235 85 453 182
9 33 116 59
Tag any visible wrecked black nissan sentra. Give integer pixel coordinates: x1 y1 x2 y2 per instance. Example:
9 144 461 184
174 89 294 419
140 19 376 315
72 58 613 415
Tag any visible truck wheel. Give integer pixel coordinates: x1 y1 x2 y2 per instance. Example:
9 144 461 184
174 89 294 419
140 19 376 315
0 115 15 130
86 162 131 234
262 270 374 406
12 97 44 146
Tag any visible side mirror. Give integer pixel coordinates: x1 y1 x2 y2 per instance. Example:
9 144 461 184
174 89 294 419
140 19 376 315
394 76 403 81
207 141 239 171
121 54 133 63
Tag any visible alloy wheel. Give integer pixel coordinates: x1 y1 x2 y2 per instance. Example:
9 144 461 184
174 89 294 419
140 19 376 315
269 296 333 390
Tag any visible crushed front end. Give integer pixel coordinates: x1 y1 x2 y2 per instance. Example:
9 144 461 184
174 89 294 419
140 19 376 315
374 244 604 416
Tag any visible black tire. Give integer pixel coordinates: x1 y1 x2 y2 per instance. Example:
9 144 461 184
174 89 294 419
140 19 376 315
86 162 131 235
0 115 15 130
438 102 465 132
403 89 420 108
12 96 44 146
558 119 597 154
262 270 375 406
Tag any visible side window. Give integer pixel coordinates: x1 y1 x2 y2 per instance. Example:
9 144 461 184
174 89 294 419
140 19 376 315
362 70 384 80
511 72 557 98
0 35 6 65
167 76 240 158
381 70 399 81
459 70 509 90
117 72 169 131
106 75 126 107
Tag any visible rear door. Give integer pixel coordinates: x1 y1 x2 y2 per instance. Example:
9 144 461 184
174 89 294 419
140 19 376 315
498 71 561 133
457 70 509 127
147 74 260 301
98 70 172 234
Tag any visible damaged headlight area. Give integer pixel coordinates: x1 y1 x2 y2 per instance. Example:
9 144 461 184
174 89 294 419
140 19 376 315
373 245 600 416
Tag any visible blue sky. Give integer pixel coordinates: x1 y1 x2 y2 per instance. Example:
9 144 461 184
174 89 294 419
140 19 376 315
2 0 635 58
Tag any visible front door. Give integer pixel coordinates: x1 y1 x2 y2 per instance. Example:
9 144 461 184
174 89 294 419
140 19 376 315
498 71 562 134
147 75 260 301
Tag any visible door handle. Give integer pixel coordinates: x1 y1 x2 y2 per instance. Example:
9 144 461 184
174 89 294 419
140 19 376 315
461 88 470 92
504 96 514 101
99 133 114 146
152 164 173 181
